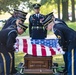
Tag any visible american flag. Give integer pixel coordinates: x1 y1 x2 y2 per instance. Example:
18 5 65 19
14 38 65 56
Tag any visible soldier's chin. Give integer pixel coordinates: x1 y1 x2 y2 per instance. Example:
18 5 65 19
46 27 51 31
18 33 22 35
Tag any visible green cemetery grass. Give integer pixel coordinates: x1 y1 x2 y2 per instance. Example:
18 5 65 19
66 22 76 30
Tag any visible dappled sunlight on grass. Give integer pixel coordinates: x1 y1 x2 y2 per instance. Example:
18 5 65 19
53 54 64 66
15 52 26 66
66 22 76 30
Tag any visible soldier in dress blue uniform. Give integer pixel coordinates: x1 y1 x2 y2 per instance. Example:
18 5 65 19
0 23 28 75
2 9 27 30
2 9 27 74
45 12 68 74
42 12 76 75
7 17 27 74
29 3 47 39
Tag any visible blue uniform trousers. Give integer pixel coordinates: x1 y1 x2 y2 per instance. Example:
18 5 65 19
68 41 76 75
63 51 68 71
0 52 13 75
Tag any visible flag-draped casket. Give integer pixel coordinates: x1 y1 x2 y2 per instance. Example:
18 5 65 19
15 38 64 56
14 38 64 74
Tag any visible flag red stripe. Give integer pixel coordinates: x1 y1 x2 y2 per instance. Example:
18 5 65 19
16 39 62 56
50 47 56 55
32 44 37 56
41 45 46 56
23 39 28 53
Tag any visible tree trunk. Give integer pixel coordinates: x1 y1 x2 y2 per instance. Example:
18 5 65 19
71 0 75 22
57 0 60 19
62 0 69 21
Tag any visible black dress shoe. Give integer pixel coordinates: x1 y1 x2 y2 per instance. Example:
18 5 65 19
11 69 18 74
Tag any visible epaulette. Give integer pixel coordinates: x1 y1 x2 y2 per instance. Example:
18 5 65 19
8 30 17 36
30 15 35 20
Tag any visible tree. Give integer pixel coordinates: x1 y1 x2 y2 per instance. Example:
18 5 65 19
57 0 60 19
55 0 60 19
62 0 69 21
41 0 61 18
71 0 75 22
0 0 35 13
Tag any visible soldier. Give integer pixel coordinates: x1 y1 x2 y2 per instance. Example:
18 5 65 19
45 12 68 74
42 12 76 75
0 22 28 75
2 9 27 30
29 3 47 39
7 16 27 74
7 16 26 74
2 9 27 74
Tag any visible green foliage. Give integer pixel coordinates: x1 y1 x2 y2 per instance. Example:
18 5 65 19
0 0 37 13
40 0 57 15
62 0 68 2
0 0 26 13
41 0 55 5
40 3 56 15
0 0 76 17
40 0 48 5
54 0 61 3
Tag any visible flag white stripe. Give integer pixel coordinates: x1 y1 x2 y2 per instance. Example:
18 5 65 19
19 39 23 52
14 38 65 56
27 39 32 55
45 46 51 56
36 45 42 56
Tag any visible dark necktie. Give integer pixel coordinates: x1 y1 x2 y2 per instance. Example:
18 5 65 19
36 14 39 18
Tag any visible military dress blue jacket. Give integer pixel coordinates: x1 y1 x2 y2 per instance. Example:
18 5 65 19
29 14 47 39
2 16 17 30
53 22 76 50
0 28 17 53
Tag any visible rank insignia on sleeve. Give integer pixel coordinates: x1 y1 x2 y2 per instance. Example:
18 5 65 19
57 35 61 39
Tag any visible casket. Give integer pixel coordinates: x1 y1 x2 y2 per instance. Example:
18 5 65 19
15 39 64 74
23 54 53 74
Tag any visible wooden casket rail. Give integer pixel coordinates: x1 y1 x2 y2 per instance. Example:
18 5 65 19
23 54 53 74
23 69 53 74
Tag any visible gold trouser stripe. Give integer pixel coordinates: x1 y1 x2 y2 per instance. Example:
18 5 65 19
8 52 13 73
72 49 74 75
0 53 6 75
